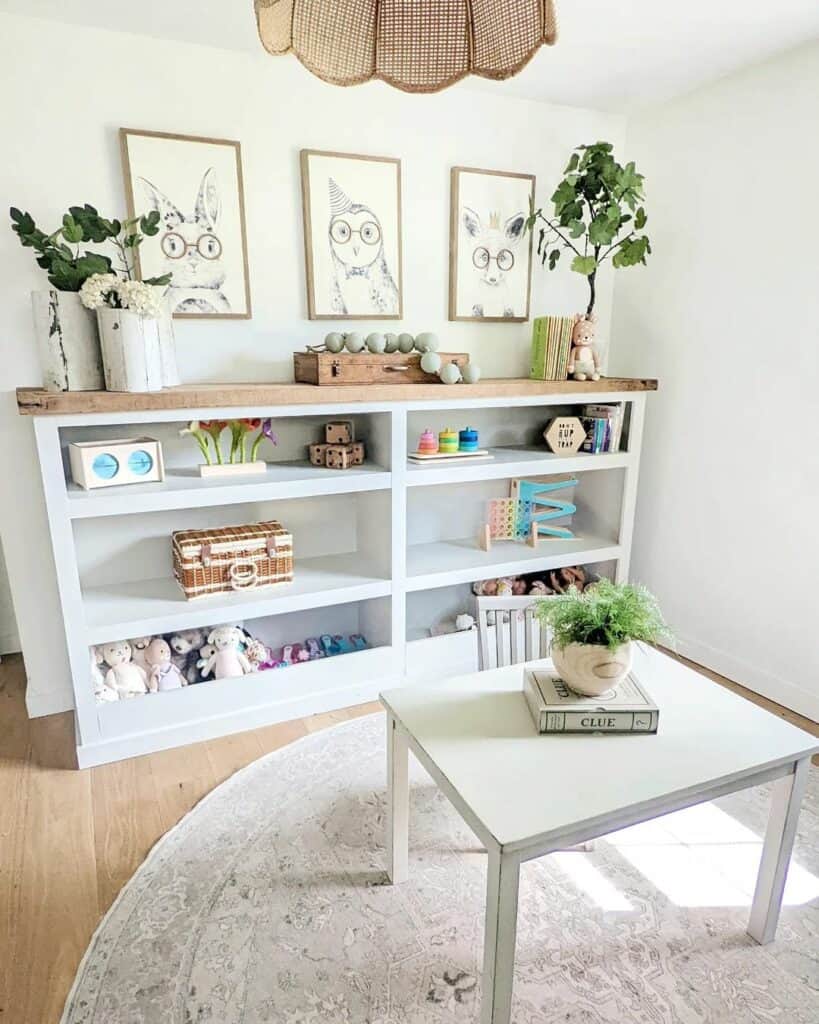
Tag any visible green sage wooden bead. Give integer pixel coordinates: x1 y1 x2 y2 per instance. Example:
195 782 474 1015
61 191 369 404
462 362 482 384
397 333 415 353
439 362 463 385
384 332 399 353
416 332 439 353
344 332 365 353
324 332 345 353
366 332 386 353
420 351 442 375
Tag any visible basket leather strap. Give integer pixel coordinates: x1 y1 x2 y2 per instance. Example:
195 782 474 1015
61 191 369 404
200 543 212 568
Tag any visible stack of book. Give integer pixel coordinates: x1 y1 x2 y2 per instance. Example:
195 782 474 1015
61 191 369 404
580 403 625 453
524 667 659 734
529 316 573 381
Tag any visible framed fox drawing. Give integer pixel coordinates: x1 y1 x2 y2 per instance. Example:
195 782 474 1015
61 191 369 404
120 128 252 319
449 166 535 323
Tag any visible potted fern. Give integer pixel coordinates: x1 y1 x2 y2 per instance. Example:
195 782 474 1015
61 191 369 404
535 579 669 696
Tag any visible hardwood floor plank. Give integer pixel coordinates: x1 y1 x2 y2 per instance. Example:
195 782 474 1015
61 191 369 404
204 729 266 787
146 740 218 835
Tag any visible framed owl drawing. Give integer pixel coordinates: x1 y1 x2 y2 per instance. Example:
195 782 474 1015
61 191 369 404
449 166 535 323
120 128 252 319
300 150 403 320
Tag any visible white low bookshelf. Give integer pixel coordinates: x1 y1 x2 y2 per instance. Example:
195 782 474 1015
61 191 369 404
18 377 656 767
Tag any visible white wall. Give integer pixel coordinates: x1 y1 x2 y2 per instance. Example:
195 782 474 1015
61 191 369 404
613 42 819 721
0 12 624 715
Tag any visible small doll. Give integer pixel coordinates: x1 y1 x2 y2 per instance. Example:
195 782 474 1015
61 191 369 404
511 577 528 596
495 577 515 596
568 314 601 381
144 638 186 692
101 641 148 700
168 629 205 684
201 626 252 680
243 637 270 671
128 636 153 674
528 579 553 596
472 579 498 596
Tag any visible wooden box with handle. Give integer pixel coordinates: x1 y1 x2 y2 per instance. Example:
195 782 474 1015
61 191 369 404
293 350 469 385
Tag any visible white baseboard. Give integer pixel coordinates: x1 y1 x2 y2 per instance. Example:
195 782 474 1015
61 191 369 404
25 689 75 718
676 634 819 724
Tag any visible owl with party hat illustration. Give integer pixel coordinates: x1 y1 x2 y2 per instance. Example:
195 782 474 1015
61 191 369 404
327 177 399 315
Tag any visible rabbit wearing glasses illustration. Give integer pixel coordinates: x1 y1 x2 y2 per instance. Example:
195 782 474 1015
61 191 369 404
139 169 231 314
327 177 398 315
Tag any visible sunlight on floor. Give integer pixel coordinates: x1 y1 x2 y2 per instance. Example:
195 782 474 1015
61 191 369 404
555 803 819 910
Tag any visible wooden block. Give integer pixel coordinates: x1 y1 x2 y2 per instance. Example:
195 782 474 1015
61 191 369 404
543 416 586 454
479 523 492 551
309 443 328 467
325 420 354 444
325 444 354 470
350 441 365 465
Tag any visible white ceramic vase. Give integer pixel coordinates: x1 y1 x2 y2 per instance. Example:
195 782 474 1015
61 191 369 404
551 640 633 697
30 290 105 392
97 307 163 393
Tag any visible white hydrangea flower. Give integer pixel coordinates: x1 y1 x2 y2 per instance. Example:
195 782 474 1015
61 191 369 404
118 280 164 318
79 273 119 310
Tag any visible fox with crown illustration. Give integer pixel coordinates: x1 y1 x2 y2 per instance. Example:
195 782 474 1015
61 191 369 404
461 206 526 318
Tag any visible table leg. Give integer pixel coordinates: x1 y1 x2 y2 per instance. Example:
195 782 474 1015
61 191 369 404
747 757 810 944
386 713 409 884
481 848 520 1024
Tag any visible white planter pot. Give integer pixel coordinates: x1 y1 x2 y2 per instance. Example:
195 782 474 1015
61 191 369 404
30 290 104 392
156 301 180 387
97 307 163 393
551 640 633 697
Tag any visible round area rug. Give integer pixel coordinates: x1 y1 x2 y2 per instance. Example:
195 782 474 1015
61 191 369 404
63 714 819 1023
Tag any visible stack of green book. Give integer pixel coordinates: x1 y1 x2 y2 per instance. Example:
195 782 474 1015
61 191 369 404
529 316 573 381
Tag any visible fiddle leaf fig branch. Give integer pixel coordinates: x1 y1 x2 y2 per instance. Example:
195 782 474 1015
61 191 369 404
526 141 651 316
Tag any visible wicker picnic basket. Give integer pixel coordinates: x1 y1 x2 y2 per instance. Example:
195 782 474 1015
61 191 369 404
172 520 293 600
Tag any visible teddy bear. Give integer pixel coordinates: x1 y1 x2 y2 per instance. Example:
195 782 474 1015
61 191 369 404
101 641 148 700
168 628 205 684
144 637 186 692
568 314 601 381
200 625 252 680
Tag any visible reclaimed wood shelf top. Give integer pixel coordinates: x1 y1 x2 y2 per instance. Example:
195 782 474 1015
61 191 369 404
16 377 657 415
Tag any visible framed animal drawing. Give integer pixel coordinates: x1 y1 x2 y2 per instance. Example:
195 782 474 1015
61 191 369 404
449 166 535 322
120 128 252 319
300 149 403 320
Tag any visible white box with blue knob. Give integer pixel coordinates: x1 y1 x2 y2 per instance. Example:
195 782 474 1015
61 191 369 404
68 437 165 490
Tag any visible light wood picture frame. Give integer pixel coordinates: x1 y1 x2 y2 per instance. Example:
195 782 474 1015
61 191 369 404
120 128 252 320
449 166 535 323
301 149 403 320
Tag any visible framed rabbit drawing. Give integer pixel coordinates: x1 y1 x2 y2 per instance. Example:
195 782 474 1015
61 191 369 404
449 166 535 323
120 128 252 319
300 149 403 320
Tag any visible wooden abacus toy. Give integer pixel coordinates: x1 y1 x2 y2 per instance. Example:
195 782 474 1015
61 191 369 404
479 497 536 551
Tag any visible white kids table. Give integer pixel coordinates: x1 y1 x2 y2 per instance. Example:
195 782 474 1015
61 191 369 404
380 645 818 1024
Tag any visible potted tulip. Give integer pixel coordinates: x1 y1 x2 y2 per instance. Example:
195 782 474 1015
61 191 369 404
535 579 669 696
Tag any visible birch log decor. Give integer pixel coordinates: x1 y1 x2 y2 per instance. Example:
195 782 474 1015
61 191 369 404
30 290 104 392
97 307 163 393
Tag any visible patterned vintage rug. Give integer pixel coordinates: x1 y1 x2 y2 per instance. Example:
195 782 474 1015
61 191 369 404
63 714 819 1023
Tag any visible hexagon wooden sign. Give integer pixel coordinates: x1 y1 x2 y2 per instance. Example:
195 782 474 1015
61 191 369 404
543 416 585 454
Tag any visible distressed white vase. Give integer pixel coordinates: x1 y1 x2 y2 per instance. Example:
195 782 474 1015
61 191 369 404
156 300 180 386
97 307 163 393
551 640 633 697
30 290 105 392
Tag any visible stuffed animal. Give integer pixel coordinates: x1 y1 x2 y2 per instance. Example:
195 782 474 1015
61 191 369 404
128 636 153 674
201 626 252 680
197 642 216 679
511 577 528 596
568 314 600 381
144 637 186 692
101 641 148 700
548 566 587 593
495 577 515 596
92 646 118 702
168 629 205 684
455 614 475 631
243 637 269 671
528 579 553 596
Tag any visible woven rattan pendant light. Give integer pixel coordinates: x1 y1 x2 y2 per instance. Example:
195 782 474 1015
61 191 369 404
254 0 557 94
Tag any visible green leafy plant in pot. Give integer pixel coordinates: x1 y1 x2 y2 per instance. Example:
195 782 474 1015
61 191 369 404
526 142 651 382
535 579 670 696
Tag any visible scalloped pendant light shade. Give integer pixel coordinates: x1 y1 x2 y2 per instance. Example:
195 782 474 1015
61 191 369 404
254 0 558 94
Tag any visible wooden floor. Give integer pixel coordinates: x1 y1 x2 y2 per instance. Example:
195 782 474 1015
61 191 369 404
0 652 816 1024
